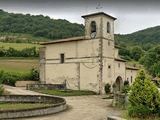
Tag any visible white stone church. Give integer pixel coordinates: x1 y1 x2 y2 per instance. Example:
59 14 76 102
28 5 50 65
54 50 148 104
39 12 138 94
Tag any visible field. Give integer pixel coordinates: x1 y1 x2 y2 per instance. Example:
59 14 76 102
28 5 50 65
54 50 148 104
0 41 40 75
0 59 39 75
0 42 42 50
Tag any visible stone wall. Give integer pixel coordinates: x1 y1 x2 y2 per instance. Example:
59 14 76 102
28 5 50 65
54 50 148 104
15 81 39 87
0 95 67 119
112 92 128 106
27 84 64 90
107 116 126 120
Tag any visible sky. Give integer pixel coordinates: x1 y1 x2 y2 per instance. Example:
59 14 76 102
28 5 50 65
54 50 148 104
0 0 160 34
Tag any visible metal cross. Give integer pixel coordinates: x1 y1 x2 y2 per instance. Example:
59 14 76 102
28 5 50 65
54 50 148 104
96 4 103 12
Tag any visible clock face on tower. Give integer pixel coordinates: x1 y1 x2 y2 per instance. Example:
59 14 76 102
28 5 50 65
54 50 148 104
90 32 96 39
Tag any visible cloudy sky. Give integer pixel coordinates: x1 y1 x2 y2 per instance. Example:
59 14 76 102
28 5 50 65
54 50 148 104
0 0 160 34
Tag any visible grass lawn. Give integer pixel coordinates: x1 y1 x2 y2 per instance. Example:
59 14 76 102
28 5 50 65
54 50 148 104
0 102 53 110
0 59 39 75
0 42 42 50
35 90 96 96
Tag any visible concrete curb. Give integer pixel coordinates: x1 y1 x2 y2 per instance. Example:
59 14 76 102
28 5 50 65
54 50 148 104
0 95 67 119
107 116 126 120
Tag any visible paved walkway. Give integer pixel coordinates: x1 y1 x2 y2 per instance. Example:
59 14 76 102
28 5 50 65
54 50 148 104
4 85 125 120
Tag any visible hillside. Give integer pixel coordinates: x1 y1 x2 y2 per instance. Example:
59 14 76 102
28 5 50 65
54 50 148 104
0 9 84 40
115 26 160 48
1 8 160 47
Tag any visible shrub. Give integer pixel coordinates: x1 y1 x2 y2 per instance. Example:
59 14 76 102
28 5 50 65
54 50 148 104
124 80 129 86
1 73 20 86
128 69 160 117
122 80 130 93
104 83 111 94
121 85 130 94
29 68 39 81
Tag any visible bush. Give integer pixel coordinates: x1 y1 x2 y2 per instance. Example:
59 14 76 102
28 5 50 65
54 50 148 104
1 73 20 86
29 68 39 81
124 80 129 86
121 85 130 94
104 83 111 94
128 69 160 117
122 80 130 93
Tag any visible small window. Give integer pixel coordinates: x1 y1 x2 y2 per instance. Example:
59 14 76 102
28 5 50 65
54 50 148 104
131 76 133 83
90 21 96 33
108 65 112 78
118 63 120 68
107 22 111 33
108 41 110 46
60 53 65 63
108 65 111 69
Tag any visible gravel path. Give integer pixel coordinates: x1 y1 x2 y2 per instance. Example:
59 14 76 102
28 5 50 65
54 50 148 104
4 85 125 120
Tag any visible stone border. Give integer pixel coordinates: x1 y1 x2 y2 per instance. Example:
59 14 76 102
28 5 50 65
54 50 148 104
27 84 64 90
107 116 126 120
0 95 67 119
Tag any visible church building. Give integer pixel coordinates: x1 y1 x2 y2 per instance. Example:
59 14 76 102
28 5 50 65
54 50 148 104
39 12 138 94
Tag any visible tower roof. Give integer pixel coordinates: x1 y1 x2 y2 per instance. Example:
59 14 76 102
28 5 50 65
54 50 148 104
81 12 116 20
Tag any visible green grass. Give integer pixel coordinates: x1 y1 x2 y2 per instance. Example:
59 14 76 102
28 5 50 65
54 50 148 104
0 102 53 110
0 42 42 50
35 90 96 96
0 59 39 75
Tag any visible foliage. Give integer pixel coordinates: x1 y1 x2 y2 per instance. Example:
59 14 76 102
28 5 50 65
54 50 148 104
0 46 39 57
104 83 111 94
35 90 96 96
112 83 117 88
115 26 160 48
140 45 160 77
128 69 160 116
0 9 84 40
130 46 144 61
121 80 130 93
29 68 39 81
124 80 129 86
0 68 39 86
121 85 130 94
0 70 21 86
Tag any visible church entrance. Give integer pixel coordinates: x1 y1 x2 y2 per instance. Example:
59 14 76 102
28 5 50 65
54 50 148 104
115 76 123 92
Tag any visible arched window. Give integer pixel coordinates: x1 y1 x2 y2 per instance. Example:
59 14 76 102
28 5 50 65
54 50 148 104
90 21 96 33
107 22 111 33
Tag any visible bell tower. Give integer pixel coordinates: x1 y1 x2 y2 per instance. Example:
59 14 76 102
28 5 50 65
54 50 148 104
82 12 116 40
82 12 117 94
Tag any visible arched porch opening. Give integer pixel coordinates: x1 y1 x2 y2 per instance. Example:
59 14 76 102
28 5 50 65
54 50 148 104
115 76 123 92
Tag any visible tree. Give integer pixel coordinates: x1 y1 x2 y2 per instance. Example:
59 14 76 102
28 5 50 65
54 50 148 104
130 46 143 61
128 69 160 117
142 45 160 77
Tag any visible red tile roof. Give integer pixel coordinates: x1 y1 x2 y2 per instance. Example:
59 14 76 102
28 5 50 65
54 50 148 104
81 12 117 20
40 36 85 45
126 65 139 70
114 45 121 49
114 58 127 62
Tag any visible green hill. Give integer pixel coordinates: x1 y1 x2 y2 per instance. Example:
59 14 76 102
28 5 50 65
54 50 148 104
115 26 160 49
0 9 84 41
